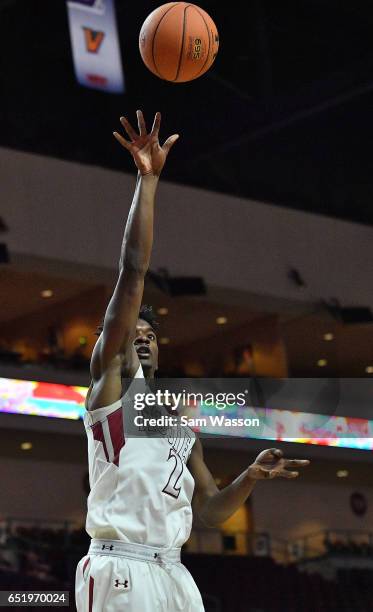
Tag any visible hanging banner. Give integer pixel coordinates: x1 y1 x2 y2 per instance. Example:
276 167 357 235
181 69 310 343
66 0 125 94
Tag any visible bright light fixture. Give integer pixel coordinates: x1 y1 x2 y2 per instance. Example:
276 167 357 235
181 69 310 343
337 470 348 478
216 316 227 325
21 442 32 451
157 307 168 315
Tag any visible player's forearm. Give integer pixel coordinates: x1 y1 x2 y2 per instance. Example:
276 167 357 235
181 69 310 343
199 469 256 527
119 173 159 275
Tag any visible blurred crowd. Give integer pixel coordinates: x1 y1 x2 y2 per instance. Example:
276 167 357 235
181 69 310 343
1 524 373 586
0 525 372 612
0 343 90 372
0 525 89 584
324 537 373 558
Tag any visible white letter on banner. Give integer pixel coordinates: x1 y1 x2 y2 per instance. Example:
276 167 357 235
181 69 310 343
66 0 125 94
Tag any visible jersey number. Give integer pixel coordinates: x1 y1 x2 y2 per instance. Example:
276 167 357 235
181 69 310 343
162 447 183 499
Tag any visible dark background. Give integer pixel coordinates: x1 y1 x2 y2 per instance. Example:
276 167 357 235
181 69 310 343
1 0 373 223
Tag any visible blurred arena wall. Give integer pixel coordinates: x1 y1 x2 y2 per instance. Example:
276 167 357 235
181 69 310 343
2 147 373 308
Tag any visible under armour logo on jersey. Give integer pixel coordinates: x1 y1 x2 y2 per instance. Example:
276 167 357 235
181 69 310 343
114 578 129 588
101 544 114 551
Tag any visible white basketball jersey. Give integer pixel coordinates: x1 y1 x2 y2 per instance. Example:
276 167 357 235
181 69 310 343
83 365 196 548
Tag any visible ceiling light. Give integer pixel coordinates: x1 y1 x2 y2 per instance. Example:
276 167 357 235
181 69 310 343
323 332 334 341
159 337 170 345
41 289 53 298
366 366 373 374
20 442 32 451
157 307 168 315
337 470 348 478
317 359 327 367
216 316 227 325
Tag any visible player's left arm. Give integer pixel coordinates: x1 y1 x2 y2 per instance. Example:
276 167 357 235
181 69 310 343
189 441 310 527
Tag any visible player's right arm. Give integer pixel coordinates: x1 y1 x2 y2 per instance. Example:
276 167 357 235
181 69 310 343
87 111 179 410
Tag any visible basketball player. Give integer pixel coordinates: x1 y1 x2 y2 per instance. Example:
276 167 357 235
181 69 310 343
75 111 310 611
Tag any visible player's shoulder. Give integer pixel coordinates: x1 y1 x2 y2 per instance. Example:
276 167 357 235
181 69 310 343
86 344 142 412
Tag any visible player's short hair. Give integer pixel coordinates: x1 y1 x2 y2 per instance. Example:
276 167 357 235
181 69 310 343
138 304 159 330
94 304 159 337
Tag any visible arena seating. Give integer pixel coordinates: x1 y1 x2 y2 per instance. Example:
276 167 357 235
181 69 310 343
1 525 373 611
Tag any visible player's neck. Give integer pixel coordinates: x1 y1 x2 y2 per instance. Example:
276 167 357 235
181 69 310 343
142 364 155 379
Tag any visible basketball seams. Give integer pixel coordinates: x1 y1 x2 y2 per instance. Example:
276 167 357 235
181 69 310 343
173 5 189 82
143 2 217 82
191 6 213 79
152 2 180 77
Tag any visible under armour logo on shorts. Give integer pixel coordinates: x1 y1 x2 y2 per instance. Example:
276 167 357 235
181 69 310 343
101 544 114 551
114 578 129 589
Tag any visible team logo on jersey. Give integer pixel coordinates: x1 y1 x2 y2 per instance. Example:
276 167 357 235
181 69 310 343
83 27 105 53
114 578 129 589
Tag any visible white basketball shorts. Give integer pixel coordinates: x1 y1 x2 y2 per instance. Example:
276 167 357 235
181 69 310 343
75 539 205 611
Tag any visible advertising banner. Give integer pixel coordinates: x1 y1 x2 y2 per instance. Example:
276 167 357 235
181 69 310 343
66 0 125 93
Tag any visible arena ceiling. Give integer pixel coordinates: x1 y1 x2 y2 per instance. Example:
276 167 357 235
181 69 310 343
1 0 373 224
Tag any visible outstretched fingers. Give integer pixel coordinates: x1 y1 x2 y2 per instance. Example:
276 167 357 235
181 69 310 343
278 469 299 479
284 459 310 468
162 134 179 155
137 110 147 136
119 116 138 141
150 112 161 139
113 131 132 150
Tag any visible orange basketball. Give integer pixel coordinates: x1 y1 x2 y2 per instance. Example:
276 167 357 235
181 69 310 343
139 2 219 83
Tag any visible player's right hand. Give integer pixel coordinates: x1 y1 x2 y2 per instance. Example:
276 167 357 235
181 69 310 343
113 110 179 177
